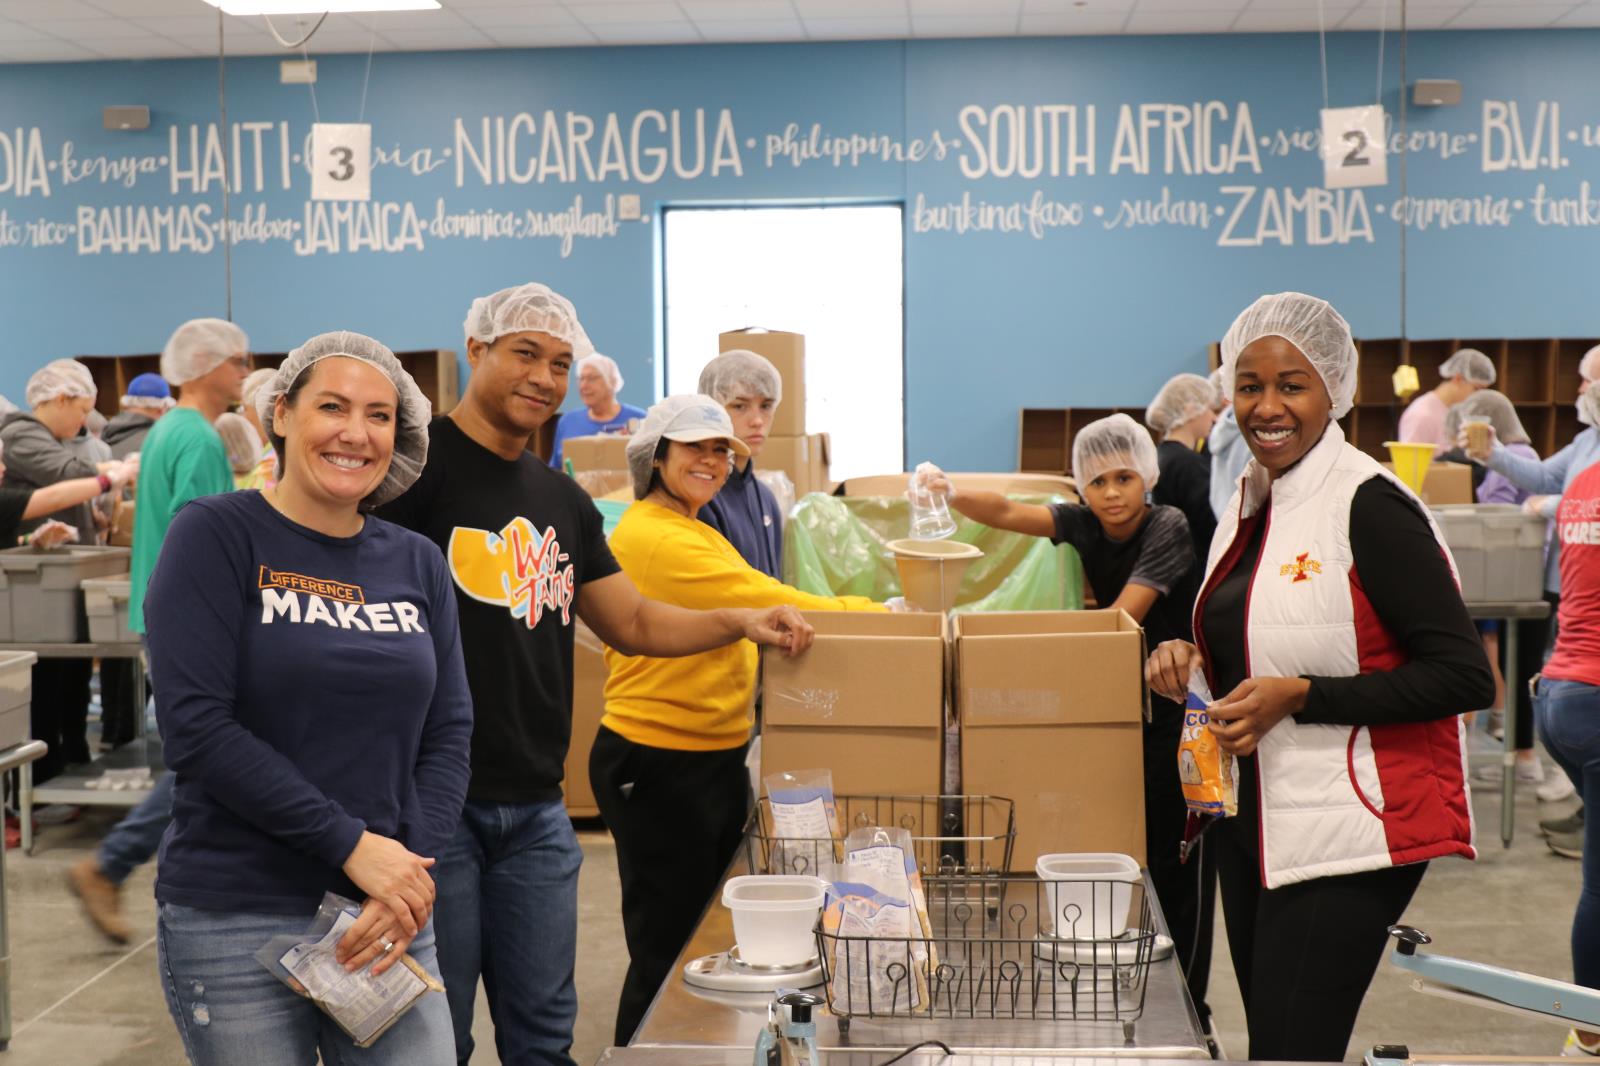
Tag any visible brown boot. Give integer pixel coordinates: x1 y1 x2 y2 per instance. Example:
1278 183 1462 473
68 857 131 944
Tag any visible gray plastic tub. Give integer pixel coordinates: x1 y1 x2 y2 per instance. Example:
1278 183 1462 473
0 545 130 643
1433 504 1547 604
0 650 38 749
81 577 137 645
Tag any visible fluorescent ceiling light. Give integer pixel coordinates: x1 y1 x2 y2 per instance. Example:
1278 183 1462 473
200 0 441 15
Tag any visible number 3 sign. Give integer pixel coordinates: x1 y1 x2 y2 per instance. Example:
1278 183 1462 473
310 123 372 202
1320 106 1387 190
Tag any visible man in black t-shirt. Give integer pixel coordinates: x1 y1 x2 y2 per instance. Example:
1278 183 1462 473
378 283 811 1066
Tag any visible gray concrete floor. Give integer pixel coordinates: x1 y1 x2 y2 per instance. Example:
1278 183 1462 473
2 747 1584 1064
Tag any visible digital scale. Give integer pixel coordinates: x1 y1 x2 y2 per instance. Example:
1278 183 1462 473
683 946 824 995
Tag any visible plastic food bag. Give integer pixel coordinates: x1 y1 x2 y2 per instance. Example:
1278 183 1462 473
1178 670 1237 818
254 893 443 1048
765 769 841 875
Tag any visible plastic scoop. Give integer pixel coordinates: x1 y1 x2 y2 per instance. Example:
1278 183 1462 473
1384 441 1436 495
887 537 983 613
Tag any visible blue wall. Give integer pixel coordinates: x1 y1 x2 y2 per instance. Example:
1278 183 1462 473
1 29 1596 471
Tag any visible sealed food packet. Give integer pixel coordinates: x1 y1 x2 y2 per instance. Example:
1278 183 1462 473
765 769 842 874
1178 668 1238 818
254 893 443 1049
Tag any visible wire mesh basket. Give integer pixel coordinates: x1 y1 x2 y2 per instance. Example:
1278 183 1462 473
816 874 1155 1026
744 794 1015 878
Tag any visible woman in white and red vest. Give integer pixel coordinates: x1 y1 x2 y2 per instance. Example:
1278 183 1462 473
1148 292 1494 1062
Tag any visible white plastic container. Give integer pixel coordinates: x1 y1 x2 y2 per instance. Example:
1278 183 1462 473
1432 504 1546 604
1036 852 1141 940
722 875 826 967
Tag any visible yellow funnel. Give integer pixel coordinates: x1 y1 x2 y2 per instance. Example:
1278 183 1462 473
1384 441 1436 495
887 538 983 613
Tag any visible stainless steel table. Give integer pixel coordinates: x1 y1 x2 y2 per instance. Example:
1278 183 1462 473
629 855 1210 1060
0 740 47 1051
600 1051 1266 1065
6 641 149 854
1465 601 1552 849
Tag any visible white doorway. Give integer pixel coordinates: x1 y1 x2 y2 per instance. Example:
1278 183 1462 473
662 204 906 482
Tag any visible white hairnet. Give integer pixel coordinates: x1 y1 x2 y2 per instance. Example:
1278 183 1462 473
240 367 277 415
161 318 249 387
625 394 750 500
1444 390 1528 446
1440 348 1497 386
1220 292 1358 419
698 349 783 406
1072 413 1160 489
26 359 97 408
255 331 432 510
462 282 595 359
213 412 264 476
576 353 624 394
1580 384 1600 428
1580 344 1600 383
1145 373 1216 436
1208 367 1227 410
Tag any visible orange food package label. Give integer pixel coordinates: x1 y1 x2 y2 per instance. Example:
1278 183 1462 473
1179 687 1238 818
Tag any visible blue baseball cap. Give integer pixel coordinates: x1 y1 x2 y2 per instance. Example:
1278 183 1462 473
126 373 171 400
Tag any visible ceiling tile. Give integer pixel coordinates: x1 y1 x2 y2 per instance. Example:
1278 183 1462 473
0 0 105 17
1445 4 1572 28
912 13 1018 34
1124 9 1239 32
793 0 906 17
480 25 600 45
1232 7 1353 30
1019 11 1130 32
132 15 236 34
1553 3 1600 27
343 9 470 30
801 14 911 36
910 0 1019 14
574 3 686 23
0 16 49 40
459 5 581 27
1023 0 1138 10
694 17 807 38
34 18 178 39
587 20 704 40
0 38 97 59
441 0 563 6
82 0 212 14
1131 0 1241 10
372 25 494 46
78 36 206 57
682 0 797 20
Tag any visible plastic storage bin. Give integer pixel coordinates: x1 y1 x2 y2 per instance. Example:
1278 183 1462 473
1035 852 1141 940
0 546 130 643
722 875 825 967
81 577 137 644
1432 505 1547 604
0 650 38 749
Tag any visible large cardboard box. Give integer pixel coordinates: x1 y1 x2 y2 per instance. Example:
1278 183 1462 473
563 434 629 473
761 611 946 798
760 433 831 497
563 621 608 818
955 610 1147 871
1381 460 1474 505
719 328 805 437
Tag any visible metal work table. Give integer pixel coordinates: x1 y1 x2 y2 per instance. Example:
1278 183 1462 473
1464 600 1552 849
0 740 47 1051
601 1052 1264 1065
629 855 1210 1060
6 640 149 854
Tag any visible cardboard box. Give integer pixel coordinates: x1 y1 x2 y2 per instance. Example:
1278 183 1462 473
761 611 946 798
842 472 1077 500
110 497 135 548
760 433 831 497
954 610 1147 871
1381 460 1474 505
563 434 629 473
563 620 608 818
719 328 805 437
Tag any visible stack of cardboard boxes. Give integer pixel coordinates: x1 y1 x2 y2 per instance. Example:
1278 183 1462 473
718 328 832 497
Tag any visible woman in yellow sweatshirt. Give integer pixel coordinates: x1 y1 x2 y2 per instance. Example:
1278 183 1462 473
593 395 883 1044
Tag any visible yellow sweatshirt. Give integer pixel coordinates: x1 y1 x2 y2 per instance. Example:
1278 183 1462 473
602 499 884 752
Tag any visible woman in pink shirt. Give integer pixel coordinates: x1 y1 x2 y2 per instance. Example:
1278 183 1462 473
1398 348 1496 450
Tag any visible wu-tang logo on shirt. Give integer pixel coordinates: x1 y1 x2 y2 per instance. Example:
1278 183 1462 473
448 518 576 629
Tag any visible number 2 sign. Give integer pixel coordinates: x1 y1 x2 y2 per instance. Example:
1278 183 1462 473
1320 106 1387 190
310 123 372 202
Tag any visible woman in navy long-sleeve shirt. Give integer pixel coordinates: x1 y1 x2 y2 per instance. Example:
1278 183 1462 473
146 333 472 1066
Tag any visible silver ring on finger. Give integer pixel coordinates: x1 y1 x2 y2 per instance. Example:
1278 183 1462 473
380 937 395 954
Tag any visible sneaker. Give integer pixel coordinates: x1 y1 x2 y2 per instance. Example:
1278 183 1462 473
1540 774 1579 803
32 804 81 826
1562 1029 1600 1056
1549 829 1584 860
1543 808 1586 837
66 858 131 944
1474 761 1549 785
1488 709 1506 740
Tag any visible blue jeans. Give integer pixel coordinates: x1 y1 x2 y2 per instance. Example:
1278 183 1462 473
157 904 454 1065
433 799 582 1066
1535 678 1600 990
98 770 173 884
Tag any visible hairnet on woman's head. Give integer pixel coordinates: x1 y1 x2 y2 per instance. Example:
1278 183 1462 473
255 331 432 509
213 412 264 476
1440 348 1497 387
26 359 97 409
1444 389 1528 446
576 353 624 394
1580 383 1600 428
1208 367 1228 410
161 318 249 387
625 394 750 500
462 283 595 360
1580 344 1600 384
1220 292 1359 419
1072 413 1159 489
240 368 277 414
698 349 783 407
1145 373 1216 436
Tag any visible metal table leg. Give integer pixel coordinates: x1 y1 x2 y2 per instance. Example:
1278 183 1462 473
18 762 29 857
1501 617 1518 849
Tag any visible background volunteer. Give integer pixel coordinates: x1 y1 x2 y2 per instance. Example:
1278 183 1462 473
696 349 787 577
1146 371 1219 559
548 353 645 470
1398 347 1496 450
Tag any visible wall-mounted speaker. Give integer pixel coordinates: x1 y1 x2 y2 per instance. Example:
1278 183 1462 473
103 105 150 130
1412 80 1462 106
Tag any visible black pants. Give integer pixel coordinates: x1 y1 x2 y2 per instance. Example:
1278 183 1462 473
1211 811 1427 1061
97 659 143 749
590 725 750 1046
30 659 92 783
1144 704 1217 1021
